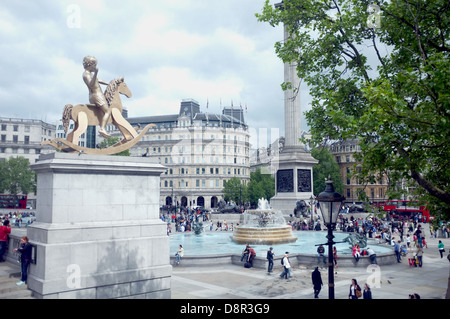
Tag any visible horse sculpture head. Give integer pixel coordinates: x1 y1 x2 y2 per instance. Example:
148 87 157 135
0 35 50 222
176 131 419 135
104 77 132 107
118 79 132 99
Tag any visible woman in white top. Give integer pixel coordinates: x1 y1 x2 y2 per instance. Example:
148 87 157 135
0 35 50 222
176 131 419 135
176 245 184 264
280 252 291 279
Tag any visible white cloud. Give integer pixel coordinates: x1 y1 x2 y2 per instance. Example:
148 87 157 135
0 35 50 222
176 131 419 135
0 0 305 145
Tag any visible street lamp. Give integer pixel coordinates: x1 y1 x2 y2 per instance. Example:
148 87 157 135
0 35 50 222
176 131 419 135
316 177 345 299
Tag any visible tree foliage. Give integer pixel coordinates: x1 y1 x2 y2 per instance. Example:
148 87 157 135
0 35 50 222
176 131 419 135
311 147 344 196
222 169 275 207
257 0 449 216
99 137 130 156
0 157 36 195
223 177 247 204
248 169 275 206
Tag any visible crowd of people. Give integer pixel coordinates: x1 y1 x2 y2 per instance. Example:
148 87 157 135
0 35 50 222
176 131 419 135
0 211 35 228
160 206 211 234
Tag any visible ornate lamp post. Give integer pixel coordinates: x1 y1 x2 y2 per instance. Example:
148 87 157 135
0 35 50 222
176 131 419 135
316 177 345 299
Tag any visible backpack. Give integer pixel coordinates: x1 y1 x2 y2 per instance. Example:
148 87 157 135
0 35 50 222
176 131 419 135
281 257 284 265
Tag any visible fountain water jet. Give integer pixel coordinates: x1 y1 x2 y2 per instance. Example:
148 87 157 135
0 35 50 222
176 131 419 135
232 198 297 245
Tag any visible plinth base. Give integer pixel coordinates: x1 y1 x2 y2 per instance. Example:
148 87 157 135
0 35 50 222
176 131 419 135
27 153 171 299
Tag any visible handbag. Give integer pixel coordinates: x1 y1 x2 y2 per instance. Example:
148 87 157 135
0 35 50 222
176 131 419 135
355 287 362 298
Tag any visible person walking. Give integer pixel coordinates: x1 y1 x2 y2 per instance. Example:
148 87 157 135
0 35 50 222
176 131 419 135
349 278 362 299
311 267 323 298
0 220 11 262
416 247 423 267
414 224 423 248
363 283 372 299
280 252 291 279
266 247 274 274
13 236 32 286
407 247 415 267
317 244 326 265
438 240 445 258
394 240 402 263
333 246 338 274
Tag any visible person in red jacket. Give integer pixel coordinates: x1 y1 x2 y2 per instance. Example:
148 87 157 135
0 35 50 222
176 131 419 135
0 220 11 262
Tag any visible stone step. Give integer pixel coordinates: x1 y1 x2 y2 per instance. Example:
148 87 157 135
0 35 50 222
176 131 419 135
0 262 34 299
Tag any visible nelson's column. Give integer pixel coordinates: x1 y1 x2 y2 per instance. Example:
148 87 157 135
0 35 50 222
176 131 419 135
270 1 318 216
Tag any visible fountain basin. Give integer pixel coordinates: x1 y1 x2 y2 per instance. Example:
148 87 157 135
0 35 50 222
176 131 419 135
231 207 298 245
232 226 297 245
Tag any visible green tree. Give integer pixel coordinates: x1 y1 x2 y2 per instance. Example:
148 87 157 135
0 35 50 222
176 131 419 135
311 147 343 196
257 0 450 216
0 157 36 195
223 177 247 204
99 137 130 156
248 169 275 206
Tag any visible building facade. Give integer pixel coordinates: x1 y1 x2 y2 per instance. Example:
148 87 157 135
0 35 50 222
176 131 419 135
0 117 55 163
55 121 97 149
0 117 56 207
107 99 251 210
329 139 388 205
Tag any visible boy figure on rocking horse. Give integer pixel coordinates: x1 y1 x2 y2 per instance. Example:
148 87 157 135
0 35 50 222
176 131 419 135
82 55 112 138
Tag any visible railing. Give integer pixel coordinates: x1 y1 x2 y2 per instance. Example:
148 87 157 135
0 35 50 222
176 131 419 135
4 232 37 265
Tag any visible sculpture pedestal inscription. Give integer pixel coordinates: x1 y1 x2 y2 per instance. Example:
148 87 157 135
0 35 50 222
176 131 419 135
270 147 317 216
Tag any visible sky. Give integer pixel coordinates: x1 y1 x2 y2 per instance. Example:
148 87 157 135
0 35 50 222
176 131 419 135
0 0 313 147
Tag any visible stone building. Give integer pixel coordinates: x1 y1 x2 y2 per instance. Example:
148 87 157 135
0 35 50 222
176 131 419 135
0 117 55 163
0 117 56 208
107 99 251 210
329 139 388 205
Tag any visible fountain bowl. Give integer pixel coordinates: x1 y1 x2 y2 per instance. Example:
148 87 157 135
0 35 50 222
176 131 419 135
231 208 297 245
232 225 297 245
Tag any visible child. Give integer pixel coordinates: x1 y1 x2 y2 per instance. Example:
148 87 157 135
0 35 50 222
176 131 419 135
407 247 414 267
82 56 111 138
13 236 32 286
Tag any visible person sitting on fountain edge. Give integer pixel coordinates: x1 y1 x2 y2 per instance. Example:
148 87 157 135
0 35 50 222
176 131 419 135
241 244 249 262
246 246 256 268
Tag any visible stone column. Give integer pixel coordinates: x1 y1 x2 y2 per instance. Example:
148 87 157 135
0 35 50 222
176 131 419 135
27 153 170 299
270 5 318 216
283 25 302 149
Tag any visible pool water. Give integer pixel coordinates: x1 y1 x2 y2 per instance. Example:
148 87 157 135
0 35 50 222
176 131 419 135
169 231 392 257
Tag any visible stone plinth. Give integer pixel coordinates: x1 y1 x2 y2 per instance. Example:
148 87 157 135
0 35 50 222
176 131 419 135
270 146 317 216
27 153 170 299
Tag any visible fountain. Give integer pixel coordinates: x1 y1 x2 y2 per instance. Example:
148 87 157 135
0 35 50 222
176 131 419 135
232 198 297 245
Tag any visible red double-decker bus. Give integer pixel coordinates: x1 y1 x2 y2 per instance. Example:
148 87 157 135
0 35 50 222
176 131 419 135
383 200 430 222
0 194 28 209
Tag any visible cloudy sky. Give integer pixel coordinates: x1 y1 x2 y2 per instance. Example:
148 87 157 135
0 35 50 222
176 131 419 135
0 0 313 147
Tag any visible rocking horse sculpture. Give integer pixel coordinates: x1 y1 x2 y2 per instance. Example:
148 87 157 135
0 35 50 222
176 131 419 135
42 56 154 155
